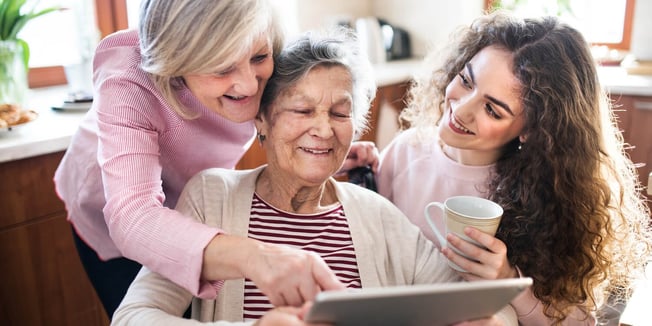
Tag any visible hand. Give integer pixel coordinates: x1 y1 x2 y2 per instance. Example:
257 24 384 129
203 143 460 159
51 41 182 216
202 234 345 307
338 141 379 175
246 241 345 306
441 227 518 281
255 302 332 326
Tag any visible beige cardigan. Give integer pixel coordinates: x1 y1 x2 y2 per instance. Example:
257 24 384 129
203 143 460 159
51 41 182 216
112 166 516 325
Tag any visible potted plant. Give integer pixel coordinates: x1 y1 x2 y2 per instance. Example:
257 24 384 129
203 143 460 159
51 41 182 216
0 0 61 107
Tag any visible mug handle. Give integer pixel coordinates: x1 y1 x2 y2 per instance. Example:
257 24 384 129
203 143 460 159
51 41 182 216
424 202 446 248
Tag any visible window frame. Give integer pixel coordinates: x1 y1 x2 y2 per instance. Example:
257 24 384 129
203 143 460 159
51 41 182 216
483 0 635 50
28 0 129 88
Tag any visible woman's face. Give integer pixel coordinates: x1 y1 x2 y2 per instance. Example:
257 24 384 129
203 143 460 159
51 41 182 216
183 35 273 123
257 65 355 185
440 45 525 159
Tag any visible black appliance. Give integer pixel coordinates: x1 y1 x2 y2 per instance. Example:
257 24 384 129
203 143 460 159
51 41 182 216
379 18 412 60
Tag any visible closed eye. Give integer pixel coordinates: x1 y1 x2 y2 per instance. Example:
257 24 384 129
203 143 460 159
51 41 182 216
214 66 235 77
331 111 351 119
252 53 269 64
292 108 312 115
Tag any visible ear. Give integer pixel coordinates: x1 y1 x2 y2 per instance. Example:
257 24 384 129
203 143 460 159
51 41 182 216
519 134 527 143
254 113 267 136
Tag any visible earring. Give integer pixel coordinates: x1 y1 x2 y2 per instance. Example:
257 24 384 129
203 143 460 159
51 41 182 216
518 142 523 151
257 132 266 142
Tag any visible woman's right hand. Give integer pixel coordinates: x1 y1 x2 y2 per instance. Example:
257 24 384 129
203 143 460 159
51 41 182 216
202 234 345 307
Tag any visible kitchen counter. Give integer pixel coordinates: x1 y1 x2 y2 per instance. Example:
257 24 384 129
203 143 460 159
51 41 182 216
1 62 651 164
0 86 87 163
599 67 652 96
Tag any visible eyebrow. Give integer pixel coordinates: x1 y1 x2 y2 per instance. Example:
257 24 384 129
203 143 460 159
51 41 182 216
466 63 516 116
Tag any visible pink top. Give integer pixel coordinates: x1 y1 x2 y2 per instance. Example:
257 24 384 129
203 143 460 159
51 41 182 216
377 128 595 325
377 128 491 245
53 29 256 299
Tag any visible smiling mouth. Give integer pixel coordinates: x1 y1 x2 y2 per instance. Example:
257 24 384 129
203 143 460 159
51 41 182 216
449 111 474 135
300 147 332 154
224 94 247 101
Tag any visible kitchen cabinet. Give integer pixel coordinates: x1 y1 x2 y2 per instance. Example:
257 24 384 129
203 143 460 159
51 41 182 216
610 94 652 211
0 151 109 326
236 81 410 170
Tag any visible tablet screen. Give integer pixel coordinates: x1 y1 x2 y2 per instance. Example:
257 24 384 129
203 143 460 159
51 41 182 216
305 278 532 326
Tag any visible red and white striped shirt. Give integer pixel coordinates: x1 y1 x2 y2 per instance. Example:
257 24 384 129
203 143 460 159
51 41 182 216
243 193 361 321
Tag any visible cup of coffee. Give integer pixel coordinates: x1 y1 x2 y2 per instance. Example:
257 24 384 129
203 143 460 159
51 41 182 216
424 196 503 272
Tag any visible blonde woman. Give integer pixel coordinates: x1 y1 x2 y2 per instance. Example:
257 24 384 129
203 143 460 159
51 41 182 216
54 0 356 318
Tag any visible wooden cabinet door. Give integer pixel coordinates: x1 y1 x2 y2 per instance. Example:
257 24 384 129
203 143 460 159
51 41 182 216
610 94 652 210
0 152 109 326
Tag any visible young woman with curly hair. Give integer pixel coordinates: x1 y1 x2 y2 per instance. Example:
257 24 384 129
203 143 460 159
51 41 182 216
377 11 652 325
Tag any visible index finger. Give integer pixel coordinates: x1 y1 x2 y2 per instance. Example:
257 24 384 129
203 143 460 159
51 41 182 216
463 226 506 254
310 253 345 291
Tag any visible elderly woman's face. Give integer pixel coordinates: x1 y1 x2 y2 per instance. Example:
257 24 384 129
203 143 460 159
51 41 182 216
257 65 355 185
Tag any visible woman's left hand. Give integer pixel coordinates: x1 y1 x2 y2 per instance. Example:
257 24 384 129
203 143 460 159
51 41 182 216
338 141 379 175
441 226 518 281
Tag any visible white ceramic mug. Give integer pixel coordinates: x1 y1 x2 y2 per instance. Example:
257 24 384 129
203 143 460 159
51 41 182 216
424 196 503 272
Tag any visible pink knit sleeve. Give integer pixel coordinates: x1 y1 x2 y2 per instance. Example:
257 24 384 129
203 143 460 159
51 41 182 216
92 72 220 299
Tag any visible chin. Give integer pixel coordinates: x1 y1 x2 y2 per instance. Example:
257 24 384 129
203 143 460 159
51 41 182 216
223 108 259 123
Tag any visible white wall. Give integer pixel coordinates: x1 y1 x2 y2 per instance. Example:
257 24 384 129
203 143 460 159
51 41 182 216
295 0 372 32
292 0 484 58
371 0 484 57
630 0 652 60
292 0 650 60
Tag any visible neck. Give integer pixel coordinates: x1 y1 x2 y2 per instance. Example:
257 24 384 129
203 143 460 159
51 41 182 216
440 142 500 166
255 167 338 214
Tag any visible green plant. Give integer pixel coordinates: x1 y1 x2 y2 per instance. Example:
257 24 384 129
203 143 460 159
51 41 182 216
0 0 61 71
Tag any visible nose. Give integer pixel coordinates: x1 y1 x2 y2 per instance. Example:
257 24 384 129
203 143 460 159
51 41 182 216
232 63 259 96
452 93 478 122
309 111 335 139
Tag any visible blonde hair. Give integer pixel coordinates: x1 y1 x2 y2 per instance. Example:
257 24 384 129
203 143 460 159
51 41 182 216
138 0 284 118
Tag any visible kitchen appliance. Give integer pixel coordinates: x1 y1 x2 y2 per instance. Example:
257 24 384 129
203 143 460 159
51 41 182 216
355 17 412 63
379 18 412 60
355 17 386 64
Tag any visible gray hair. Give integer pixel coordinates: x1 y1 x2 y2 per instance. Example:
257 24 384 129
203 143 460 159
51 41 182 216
138 0 284 118
260 28 376 135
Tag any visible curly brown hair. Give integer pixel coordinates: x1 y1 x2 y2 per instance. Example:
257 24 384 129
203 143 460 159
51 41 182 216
401 11 652 324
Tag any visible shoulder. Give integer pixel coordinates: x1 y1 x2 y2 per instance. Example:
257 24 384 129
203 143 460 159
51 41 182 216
94 29 148 87
97 29 139 50
335 181 407 217
190 167 262 190
382 128 438 160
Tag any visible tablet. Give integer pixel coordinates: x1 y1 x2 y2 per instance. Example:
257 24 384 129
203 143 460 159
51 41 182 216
305 277 532 326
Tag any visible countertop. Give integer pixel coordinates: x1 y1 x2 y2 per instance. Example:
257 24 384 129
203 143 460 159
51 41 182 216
1 61 651 164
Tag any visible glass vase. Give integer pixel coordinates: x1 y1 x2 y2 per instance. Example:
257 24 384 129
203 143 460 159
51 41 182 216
0 40 28 108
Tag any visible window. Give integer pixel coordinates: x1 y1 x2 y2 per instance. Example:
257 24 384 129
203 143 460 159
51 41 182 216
26 0 635 88
484 0 634 49
22 0 128 88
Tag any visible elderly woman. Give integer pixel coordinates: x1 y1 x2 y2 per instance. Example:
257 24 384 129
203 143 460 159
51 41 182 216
112 29 517 326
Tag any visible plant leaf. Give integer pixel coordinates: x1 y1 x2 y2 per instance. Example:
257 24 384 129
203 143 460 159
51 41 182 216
0 0 59 40
2 0 27 40
16 37 28 72
0 1 12 37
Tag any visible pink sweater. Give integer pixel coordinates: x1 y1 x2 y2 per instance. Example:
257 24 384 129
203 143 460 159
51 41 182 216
53 29 256 299
377 128 595 325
